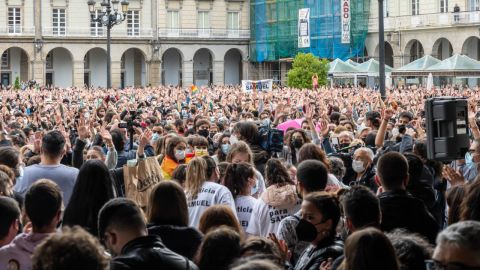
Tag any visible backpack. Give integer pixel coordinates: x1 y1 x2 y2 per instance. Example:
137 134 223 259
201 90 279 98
258 125 284 153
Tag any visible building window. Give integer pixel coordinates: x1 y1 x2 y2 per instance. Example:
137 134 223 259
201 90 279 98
90 10 104 36
8 7 21 34
52 8 66 36
227 12 239 30
383 0 389 17
469 0 480 11
1 51 9 69
411 0 420 15
127 10 140 36
440 0 448 12
198 11 210 34
167 10 179 34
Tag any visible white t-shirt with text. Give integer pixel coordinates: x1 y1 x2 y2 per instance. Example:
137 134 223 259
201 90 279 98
187 181 236 228
235 195 257 232
246 198 301 237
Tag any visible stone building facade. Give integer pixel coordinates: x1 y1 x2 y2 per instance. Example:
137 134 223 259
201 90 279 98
0 0 249 88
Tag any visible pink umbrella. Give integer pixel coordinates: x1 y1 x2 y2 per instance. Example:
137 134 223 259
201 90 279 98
277 119 323 134
277 119 303 133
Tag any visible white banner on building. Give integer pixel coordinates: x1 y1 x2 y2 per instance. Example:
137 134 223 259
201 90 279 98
242 79 273 92
298 8 310 48
341 0 351 44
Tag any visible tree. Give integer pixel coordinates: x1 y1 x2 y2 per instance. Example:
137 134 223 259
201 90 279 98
287 53 328 89
14 76 20 90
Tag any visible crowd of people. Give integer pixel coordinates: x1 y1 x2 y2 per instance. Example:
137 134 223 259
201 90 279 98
0 84 479 270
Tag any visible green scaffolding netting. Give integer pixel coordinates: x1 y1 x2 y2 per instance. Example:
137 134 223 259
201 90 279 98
250 0 371 62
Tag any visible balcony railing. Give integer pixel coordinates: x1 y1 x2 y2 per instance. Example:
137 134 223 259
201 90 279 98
158 27 250 39
0 26 153 38
0 26 35 36
368 10 480 32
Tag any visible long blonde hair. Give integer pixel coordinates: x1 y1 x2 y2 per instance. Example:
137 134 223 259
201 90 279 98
185 157 207 199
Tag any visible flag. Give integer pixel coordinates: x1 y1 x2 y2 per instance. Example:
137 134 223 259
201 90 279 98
190 85 198 95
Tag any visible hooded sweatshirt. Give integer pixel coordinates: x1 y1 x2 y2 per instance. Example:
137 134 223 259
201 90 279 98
246 184 301 237
0 232 52 270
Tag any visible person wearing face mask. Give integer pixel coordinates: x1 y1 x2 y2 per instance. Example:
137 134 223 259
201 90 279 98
195 119 215 155
160 137 188 180
223 162 258 232
212 133 231 164
226 141 266 198
282 130 311 166
246 159 300 238
187 136 210 158
288 193 343 270
277 160 329 265
336 131 354 152
347 147 377 192
460 139 480 183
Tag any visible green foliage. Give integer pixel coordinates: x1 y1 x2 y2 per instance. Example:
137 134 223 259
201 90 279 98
287 53 329 89
13 76 20 90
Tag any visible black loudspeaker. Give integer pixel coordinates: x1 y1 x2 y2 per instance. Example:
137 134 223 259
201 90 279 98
425 97 469 161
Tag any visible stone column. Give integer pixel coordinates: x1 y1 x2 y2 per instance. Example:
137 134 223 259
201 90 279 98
73 60 85 87
242 60 249 81
111 60 122 88
183 60 193 86
213 60 224 85
148 60 161 87
32 59 45 86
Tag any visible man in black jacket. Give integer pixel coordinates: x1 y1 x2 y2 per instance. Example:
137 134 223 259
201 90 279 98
98 198 198 270
375 152 438 244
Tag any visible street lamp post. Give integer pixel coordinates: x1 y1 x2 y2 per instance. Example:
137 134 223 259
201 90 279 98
378 0 386 100
87 0 129 89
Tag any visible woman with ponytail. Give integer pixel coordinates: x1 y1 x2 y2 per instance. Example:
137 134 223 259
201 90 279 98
223 162 257 232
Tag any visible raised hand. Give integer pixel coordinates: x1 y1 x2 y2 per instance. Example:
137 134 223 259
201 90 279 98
77 116 89 140
268 233 291 263
381 108 395 121
442 166 465 187
100 127 114 148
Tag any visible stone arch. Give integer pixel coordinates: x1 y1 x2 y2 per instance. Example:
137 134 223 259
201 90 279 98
0 46 31 86
462 36 480 60
84 47 108 88
193 48 214 86
224 48 243 85
404 39 425 64
432 38 453 60
120 48 147 88
116 46 149 62
162 48 183 86
44 47 74 87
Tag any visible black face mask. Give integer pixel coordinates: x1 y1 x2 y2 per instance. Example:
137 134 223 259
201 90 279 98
198 129 209 138
295 219 320 242
292 139 304 148
338 143 350 150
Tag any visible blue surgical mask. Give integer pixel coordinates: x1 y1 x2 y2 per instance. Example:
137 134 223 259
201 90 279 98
466 152 473 165
221 144 230 155
151 133 160 142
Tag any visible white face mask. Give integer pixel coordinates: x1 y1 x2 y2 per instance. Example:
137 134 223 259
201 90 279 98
175 150 186 161
229 135 239 145
392 127 399 137
352 160 365 173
